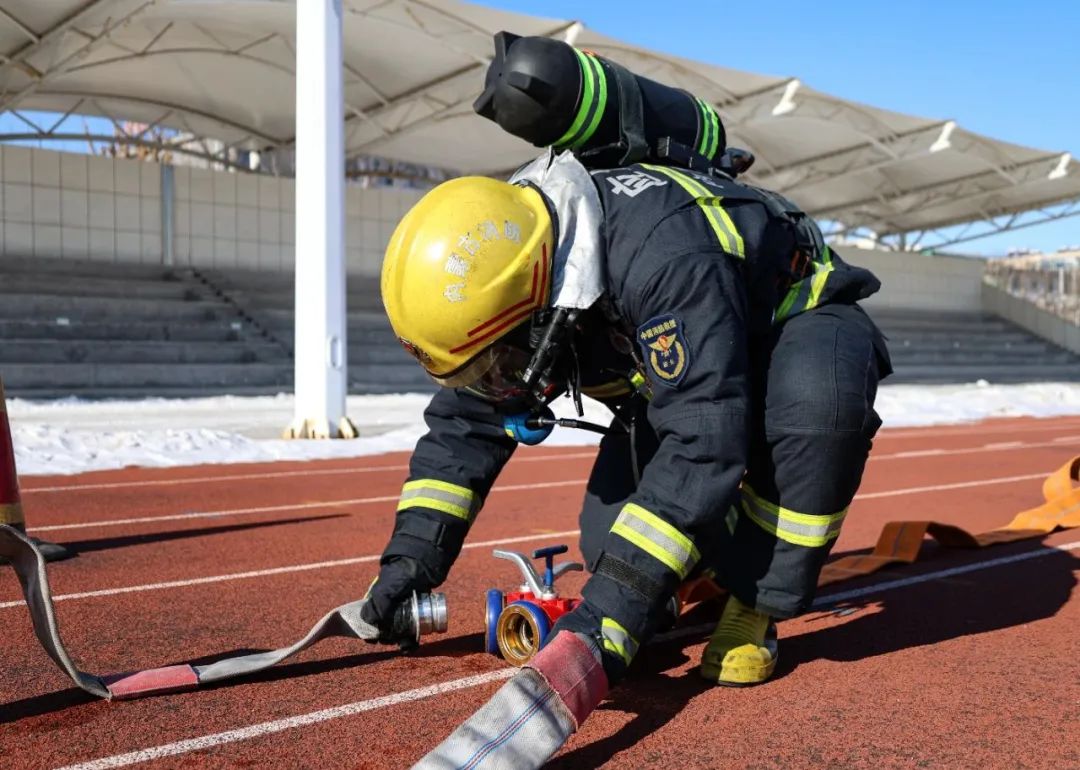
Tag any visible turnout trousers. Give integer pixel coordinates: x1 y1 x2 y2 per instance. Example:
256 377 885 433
578 303 891 620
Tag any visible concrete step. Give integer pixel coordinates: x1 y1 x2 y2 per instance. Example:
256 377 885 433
259 308 389 329
200 268 380 292
876 317 1015 334
348 344 421 365
884 330 1035 345
0 274 202 302
885 337 1053 353
886 362 1080 384
272 327 398 347
0 255 180 281
220 290 384 313
0 318 246 343
0 339 290 365
0 293 232 322
0 362 293 390
886 349 1077 365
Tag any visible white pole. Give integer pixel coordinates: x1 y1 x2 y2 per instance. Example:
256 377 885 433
288 0 354 439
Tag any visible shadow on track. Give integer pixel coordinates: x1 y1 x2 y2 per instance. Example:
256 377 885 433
195 631 489 692
0 632 488 724
54 513 350 555
555 538 1076 768
4 539 1073 733
783 540 1078 669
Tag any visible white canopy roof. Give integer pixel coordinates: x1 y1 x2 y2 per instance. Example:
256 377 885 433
1 0 1076 240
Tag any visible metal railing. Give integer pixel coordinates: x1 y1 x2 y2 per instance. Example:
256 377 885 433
983 263 1080 326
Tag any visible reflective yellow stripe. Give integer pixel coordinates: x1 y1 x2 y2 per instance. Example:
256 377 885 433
776 246 835 323
398 478 478 522
740 485 847 548
577 53 609 149
555 47 596 147
628 370 652 401
776 281 802 322
611 502 700 579
581 379 632 399
0 501 24 526
806 245 835 311
601 617 638 665
640 164 745 259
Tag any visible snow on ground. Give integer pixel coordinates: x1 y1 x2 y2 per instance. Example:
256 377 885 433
8 382 1080 476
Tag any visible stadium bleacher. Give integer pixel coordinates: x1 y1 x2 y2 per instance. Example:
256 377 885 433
0 257 293 398
194 267 435 394
0 258 438 397
872 308 1080 383
1 257 1076 398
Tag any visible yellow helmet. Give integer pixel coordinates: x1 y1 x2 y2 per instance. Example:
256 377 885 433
381 176 554 389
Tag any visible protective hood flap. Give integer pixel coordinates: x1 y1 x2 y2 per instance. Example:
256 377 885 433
511 150 606 309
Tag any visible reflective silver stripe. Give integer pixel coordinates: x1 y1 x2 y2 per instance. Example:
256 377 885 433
398 479 478 522
610 503 700 579
740 486 847 548
601 617 638 665
724 504 739 535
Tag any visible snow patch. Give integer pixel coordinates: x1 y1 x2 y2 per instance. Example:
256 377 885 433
7 383 1080 476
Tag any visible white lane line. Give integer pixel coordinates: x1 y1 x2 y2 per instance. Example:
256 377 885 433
6 469 1053 609
855 471 1047 500
53 669 517 770
54 538 1080 770
811 538 1080 605
922 438 1077 456
653 538 1080 643
25 422 1077 495
21 452 599 494
879 419 1080 440
29 478 588 533
879 448 947 459
30 437 1071 532
0 529 582 610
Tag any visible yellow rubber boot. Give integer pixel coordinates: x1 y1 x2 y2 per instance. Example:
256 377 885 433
700 595 778 686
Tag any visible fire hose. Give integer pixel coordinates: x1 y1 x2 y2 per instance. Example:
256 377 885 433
0 523 445 700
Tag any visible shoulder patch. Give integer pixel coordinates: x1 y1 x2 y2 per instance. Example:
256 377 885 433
637 314 690 387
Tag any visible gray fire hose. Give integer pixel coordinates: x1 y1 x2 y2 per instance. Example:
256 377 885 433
0 524 446 699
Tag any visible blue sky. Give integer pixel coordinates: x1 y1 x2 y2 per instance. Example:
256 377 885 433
484 0 1080 256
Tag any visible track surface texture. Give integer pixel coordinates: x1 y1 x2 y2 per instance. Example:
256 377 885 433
2 416 1079 769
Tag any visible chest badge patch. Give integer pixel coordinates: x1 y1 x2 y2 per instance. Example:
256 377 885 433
637 314 690 387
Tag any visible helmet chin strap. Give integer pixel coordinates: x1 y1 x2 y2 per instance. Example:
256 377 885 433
521 306 582 411
501 305 612 444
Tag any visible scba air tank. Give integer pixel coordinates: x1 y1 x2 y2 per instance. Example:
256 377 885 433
473 32 731 174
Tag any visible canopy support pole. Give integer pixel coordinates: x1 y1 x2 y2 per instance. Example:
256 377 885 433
286 0 356 439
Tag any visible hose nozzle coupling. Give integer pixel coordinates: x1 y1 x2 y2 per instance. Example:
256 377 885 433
392 591 448 644
414 591 448 636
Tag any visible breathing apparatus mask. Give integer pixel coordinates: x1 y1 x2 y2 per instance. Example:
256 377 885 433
441 307 614 445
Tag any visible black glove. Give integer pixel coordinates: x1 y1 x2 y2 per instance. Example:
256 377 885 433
360 556 431 649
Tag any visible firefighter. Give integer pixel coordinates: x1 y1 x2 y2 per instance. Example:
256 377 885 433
356 32 891 764
358 146 890 761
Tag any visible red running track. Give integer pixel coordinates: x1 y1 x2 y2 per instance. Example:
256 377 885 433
1 416 1079 769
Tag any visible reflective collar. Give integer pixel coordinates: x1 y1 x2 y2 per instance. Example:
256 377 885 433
510 150 606 310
